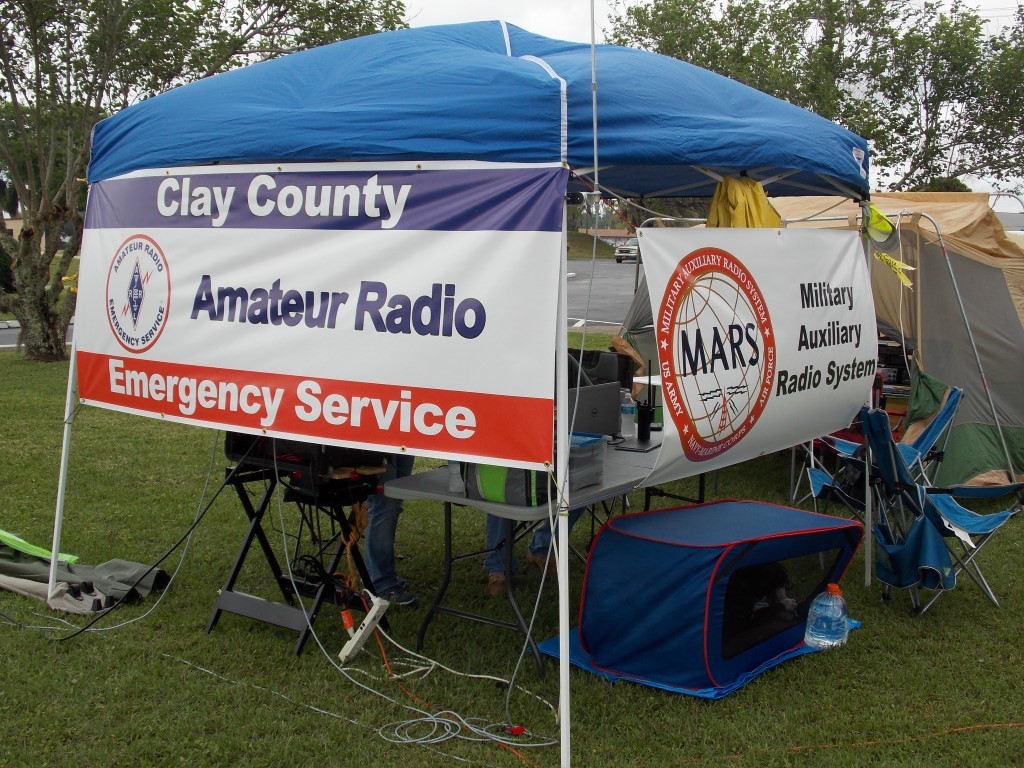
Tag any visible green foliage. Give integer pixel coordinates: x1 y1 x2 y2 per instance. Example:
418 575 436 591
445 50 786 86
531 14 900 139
567 230 616 260
607 0 1024 192
910 177 972 192
974 10 1024 187
0 0 407 360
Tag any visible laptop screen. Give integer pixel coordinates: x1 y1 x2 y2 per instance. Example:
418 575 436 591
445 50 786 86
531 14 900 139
566 381 621 437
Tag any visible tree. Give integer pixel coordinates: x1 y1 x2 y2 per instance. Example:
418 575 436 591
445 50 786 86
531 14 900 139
970 7 1024 191
606 0 1024 192
871 2 988 188
0 0 406 361
910 177 972 192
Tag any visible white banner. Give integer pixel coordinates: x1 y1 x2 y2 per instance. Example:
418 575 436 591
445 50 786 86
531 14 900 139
640 228 876 485
75 161 568 469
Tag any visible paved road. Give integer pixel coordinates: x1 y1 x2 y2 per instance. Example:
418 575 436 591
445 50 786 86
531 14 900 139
0 259 643 348
0 320 73 350
0 320 23 349
567 257 644 333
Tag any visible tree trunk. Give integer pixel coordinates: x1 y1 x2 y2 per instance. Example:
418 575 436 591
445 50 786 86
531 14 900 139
10 220 73 362
17 307 68 361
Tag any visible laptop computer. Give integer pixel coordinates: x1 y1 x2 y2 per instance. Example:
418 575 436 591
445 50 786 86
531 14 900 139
566 381 621 437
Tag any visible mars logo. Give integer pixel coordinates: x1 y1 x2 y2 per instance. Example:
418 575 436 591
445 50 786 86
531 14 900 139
657 247 775 461
106 235 171 353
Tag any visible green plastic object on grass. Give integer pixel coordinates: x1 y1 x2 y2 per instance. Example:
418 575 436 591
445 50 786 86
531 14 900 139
0 529 78 563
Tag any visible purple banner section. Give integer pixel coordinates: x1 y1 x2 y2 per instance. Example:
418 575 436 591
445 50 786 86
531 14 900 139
85 166 568 232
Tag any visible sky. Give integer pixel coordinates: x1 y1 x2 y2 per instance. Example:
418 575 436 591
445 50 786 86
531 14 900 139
404 1 1020 42
404 0 618 43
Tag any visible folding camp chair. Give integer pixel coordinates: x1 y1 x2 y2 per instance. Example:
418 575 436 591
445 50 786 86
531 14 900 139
792 376 884 504
861 408 1023 614
805 438 917 605
806 456 873 522
894 385 963 484
791 416 866 507
819 384 960 483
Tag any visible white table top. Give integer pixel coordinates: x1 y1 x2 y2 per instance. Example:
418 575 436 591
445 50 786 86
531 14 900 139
384 442 659 521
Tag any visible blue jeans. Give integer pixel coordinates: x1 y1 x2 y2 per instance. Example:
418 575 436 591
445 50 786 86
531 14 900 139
364 453 415 594
483 508 584 574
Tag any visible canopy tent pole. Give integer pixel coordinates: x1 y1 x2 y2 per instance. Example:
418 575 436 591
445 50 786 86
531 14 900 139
917 212 1017 480
48 337 79 599
859 200 874 587
556 212 572 767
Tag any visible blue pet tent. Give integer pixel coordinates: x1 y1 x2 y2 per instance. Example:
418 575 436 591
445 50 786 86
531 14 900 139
576 501 863 696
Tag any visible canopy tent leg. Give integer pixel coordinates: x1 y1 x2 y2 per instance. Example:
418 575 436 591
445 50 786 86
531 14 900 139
556 203 572 768
48 338 79 600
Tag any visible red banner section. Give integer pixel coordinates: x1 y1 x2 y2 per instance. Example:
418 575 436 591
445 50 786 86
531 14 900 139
77 351 554 466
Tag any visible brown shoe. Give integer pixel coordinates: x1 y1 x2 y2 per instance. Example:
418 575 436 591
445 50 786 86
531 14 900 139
527 552 557 575
487 572 506 598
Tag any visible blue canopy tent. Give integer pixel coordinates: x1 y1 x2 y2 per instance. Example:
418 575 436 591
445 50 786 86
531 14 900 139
65 21 871 767
88 22 869 198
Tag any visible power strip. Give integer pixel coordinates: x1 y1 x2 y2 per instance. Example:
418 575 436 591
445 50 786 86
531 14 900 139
338 595 390 664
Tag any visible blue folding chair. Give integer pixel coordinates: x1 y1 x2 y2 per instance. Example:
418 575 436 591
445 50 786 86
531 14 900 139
806 457 872 522
861 408 1022 614
821 386 961 485
894 386 963 484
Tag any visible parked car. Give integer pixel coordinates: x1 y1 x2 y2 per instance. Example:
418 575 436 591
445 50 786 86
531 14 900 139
615 237 640 263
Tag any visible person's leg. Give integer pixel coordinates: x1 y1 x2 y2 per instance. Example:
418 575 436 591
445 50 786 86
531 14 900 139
364 454 415 603
484 513 520 597
527 507 585 563
484 513 518 574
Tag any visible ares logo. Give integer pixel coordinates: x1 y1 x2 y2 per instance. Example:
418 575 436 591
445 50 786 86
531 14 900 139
106 235 171 353
657 247 775 461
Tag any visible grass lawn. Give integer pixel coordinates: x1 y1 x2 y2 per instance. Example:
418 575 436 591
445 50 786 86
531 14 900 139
2 343 1024 767
568 231 616 260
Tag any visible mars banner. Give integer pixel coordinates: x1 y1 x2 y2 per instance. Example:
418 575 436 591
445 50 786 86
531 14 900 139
74 161 568 469
639 228 876 485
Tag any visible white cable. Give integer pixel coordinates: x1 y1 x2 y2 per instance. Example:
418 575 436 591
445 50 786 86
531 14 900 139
162 652 366 728
267 454 558 753
374 622 558 719
502 533 558 730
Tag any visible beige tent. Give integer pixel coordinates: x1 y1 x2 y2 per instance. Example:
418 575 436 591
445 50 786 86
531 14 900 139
771 192 1024 485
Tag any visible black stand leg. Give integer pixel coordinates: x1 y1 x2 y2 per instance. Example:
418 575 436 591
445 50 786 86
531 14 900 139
292 528 348 655
500 517 545 677
208 471 293 636
208 468 378 655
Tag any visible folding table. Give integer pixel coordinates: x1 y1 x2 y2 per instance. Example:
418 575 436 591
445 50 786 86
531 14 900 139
384 443 659 676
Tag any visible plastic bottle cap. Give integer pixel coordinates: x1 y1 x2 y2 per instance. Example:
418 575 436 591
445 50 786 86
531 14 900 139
826 583 842 595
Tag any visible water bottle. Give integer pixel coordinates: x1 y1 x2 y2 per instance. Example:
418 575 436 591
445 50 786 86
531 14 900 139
620 389 636 439
804 582 848 649
447 460 465 494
